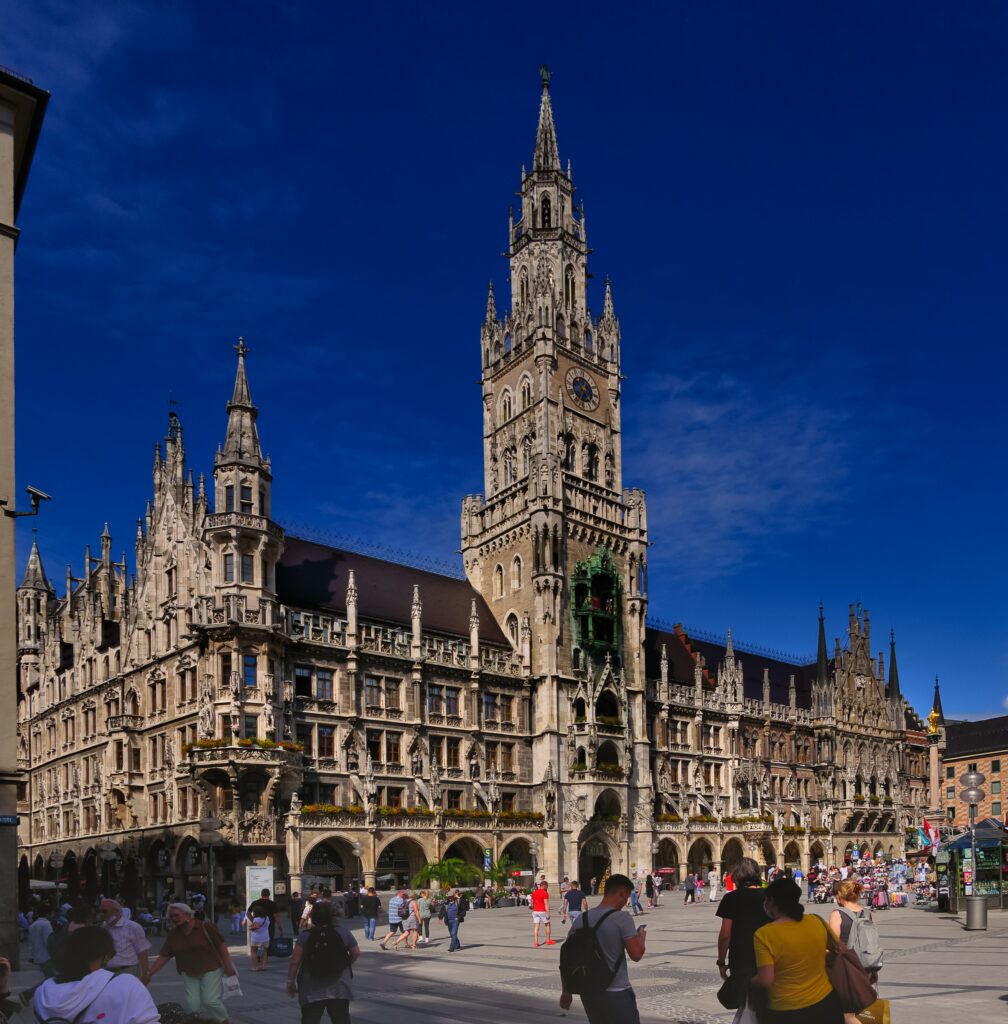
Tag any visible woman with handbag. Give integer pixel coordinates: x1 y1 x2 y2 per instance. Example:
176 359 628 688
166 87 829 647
145 903 238 1022
751 878 844 1023
715 858 770 1014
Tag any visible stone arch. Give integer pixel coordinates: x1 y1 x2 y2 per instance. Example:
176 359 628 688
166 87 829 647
594 689 619 720
374 835 429 890
687 838 714 874
577 829 619 891
443 835 485 869
656 837 681 872
782 841 802 868
721 837 745 874
596 740 620 772
302 835 358 890
124 687 141 716
175 835 203 878
872 842 884 859
760 839 777 867
500 835 533 871
809 841 826 868
593 788 621 821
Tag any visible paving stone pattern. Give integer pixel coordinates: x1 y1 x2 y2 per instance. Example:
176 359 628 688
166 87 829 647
11 900 1008 1023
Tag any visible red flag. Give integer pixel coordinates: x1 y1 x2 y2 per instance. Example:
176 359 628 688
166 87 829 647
923 817 940 846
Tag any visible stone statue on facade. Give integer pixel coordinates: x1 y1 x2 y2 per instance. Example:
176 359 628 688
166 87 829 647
197 689 214 739
71 762 79 794
164 738 175 771
229 669 242 700
289 791 302 815
822 802 835 831
263 701 275 736
468 743 481 781
165 784 173 819
429 758 442 805
787 772 797 800
543 761 556 828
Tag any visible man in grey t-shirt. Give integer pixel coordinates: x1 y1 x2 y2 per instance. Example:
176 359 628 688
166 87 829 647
560 874 646 1024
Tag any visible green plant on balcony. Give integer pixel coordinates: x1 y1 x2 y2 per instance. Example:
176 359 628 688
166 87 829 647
853 795 866 804
810 827 829 835
692 814 717 823
574 716 587 724
596 715 622 727
300 803 361 817
782 826 806 835
656 813 682 823
573 762 588 772
869 796 881 805
596 763 622 777
236 738 254 747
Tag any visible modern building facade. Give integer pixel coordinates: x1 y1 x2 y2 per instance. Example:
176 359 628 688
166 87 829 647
16 72 932 907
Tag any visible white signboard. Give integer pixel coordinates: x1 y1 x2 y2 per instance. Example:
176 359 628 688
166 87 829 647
245 866 275 951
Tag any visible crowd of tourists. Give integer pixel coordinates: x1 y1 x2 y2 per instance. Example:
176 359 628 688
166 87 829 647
9 853 913 1024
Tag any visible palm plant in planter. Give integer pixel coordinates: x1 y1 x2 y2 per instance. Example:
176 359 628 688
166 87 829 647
410 857 482 889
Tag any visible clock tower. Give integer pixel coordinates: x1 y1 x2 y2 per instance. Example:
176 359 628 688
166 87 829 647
461 67 652 882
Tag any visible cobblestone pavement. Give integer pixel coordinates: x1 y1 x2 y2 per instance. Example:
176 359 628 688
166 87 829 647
11 899 1008 1023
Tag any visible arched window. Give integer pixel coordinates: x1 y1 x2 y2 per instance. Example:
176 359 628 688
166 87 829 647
493 564 504 599
520 377 532 410
503 331 512 354
511 556 523 590
541 194 552 228
584 329 593 353
505 613 519 648
503 447 516 486
521 438 532 477
561 433 577 473
500 390 512 422
519 271 529 307
556 315 566 339
564 266 576 309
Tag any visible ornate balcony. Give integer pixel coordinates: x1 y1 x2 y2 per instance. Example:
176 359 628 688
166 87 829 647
185 739 303 769
108 715 144 732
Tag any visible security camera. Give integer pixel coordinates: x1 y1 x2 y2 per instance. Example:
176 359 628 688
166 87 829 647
25 486 52 514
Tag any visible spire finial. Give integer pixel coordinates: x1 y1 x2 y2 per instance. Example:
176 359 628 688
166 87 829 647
235 336 249 359
485 281 497 323
533 66 560 171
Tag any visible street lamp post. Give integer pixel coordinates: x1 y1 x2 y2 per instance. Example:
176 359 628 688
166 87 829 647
198 815 224 927
959 770 987 931
529 841 538 882
352 841 362 890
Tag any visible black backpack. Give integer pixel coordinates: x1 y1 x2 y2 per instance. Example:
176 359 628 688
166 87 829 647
302 925 352 980
559 908 625 995
457 896 470 920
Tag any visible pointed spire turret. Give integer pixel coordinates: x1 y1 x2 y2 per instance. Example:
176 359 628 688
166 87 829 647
888 628 901 700
220 337 264 464
485 281 497 324
932 676 944 722
816 602 829 686
602 277 616 321
533 64 560 172
20 533 54 593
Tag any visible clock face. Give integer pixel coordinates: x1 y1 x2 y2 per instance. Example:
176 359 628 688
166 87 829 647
565 367 600 411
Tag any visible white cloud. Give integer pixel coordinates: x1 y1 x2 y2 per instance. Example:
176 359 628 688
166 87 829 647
624 361 853 581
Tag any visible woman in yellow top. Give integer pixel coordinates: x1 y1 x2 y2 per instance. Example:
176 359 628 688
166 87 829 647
752 877 843 1023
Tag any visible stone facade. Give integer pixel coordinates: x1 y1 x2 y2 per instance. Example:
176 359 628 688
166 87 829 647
15 72 932 906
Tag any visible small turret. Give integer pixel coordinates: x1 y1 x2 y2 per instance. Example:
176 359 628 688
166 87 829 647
533 64 560 172
816 604 829 687
888 629 901 700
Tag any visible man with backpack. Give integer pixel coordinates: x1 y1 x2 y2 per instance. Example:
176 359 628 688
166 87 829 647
286 900 360 1024
559 874 646 1024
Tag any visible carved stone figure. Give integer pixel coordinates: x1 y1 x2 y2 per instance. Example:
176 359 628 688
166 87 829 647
197 690 215 739
787 772 797 800
289 791 302 814
263 702 275 735
164 738 175 771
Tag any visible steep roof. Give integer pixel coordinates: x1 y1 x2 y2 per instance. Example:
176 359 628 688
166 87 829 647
944 715 1008 758
277 536 509 645
645 624 816 708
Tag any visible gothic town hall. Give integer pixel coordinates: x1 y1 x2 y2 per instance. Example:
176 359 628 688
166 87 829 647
14 74 932 905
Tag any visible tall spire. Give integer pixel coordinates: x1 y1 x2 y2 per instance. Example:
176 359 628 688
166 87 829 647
931 676 944 722
20 533 53 592
221 337 263 464
815 602 829 686
888 628 901 700
484 281 497 324
533 64 560 172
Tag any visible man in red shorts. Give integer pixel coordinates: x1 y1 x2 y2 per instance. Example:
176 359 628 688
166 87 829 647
531 880 555 947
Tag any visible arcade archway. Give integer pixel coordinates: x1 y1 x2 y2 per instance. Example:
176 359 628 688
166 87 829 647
721 838 745 875
687 838 713 874
374 837 427 891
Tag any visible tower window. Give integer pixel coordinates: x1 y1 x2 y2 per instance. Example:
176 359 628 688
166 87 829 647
520 378 532 410
494 564 504 599
506 613 519 648
541 194 552 228
511 556 523 590
242 654 257 687
500 391 513 421
259 488 266 515
519 271 529 307
585 330 593 353
223 553 234 582
225 486 235 512
240 485 253 514
241 554 254 583
564 266 576 309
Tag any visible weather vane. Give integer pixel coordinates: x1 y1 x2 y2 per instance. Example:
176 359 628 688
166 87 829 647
540 64 550 89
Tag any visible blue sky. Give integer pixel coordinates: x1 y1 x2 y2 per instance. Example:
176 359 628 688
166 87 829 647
5 2 1007 719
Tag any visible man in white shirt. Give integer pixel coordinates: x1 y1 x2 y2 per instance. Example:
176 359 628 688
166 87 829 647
98 900 150 978
706 868 719 901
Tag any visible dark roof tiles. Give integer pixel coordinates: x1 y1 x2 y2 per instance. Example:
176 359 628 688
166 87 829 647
276 536 509 646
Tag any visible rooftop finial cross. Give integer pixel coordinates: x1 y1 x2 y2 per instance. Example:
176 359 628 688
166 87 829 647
540 64 550 90
235 336 249 358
